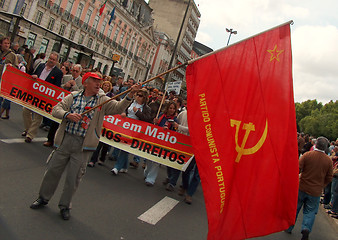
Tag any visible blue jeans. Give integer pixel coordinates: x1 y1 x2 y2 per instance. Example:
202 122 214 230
331 178 338 212
287 190 320 233
144 161 159 184
168 167 181 187
323 182 332 205
113 150 129 170
182 157 200 196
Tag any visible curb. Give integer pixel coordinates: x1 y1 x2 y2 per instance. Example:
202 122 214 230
320 204 338 233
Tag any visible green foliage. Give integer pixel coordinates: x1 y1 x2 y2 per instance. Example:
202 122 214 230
296 100 338 140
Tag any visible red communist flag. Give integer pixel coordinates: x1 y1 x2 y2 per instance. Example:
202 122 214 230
186 22 299 240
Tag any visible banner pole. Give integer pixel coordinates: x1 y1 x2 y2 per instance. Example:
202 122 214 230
81 62 188 116
187 20 294 66
155 85 168 119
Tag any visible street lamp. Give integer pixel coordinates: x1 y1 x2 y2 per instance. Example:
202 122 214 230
226 28 237 46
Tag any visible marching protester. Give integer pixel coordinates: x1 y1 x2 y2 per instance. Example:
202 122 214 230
30 72 140 220
23 46 36 74
285 137 333 240
170 109 200 204
32 53 46 73
110 88 152 174
0 36 18 119
144 101 178 186
22 52 63 143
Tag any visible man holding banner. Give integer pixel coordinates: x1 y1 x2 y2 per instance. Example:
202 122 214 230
22 52 63 143
30 72 140 220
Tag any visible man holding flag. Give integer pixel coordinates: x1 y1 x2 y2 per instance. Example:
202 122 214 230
30 72 140 220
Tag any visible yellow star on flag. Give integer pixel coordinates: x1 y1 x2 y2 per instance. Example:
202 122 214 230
267 45 284 62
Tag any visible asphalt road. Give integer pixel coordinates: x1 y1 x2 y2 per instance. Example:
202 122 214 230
0 104 337 240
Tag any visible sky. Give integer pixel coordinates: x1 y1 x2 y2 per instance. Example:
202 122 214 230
194 0 338 104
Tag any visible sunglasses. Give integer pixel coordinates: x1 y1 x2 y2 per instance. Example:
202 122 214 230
136 94 144 98
158 94 163 96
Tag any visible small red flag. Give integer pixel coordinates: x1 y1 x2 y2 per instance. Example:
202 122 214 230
99 0 108 16
186 22 298 240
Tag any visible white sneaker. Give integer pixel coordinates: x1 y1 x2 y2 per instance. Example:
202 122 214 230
111 168 118 175
119 168 128 173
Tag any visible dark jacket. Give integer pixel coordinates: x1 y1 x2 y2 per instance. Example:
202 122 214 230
34 63 63 87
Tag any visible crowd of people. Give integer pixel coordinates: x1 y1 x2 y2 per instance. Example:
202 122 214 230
3 37 337 237
1 36 198 220
291 133 338 240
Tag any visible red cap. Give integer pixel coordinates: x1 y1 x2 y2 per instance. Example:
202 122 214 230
82 72 102 84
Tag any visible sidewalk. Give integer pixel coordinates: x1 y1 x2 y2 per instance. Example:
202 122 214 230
319 203 338 232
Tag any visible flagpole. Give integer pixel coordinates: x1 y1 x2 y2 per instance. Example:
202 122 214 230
81 63 188 116
187 20 294 66
81 20 293 116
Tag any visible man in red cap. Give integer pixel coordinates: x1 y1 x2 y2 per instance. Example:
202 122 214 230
30 72 140 220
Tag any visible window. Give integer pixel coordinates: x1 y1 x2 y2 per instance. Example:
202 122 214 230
87 38 93 48
113 27 120 42
78 34 84 44
26 32 37 49
92 15 99 30
0 0 5 8
35 11 43 25
124 35 130 48
100 19 108 34
39 38 49 53
95 43 100 52
19 3 27 16
75 3 84 18
65 0 74 12
108 51 113 58
84 9 92 24
59 24 66 35
124 59 128 68
130 38 135 52
107 25 114 38
47 17 55 31
119 31 125 45
102 47 107 55
69 29 76 40
97 62 102 71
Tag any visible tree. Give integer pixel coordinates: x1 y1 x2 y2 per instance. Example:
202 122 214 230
297 100 338 140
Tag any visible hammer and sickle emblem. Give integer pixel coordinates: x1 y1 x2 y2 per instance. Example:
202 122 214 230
230 119 268 163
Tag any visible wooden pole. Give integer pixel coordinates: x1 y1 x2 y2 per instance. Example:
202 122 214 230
81 62 188 116
155 86 168 119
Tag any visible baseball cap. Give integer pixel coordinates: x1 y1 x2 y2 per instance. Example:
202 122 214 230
82 72 102 84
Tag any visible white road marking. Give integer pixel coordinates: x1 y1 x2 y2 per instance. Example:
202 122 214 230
0 137 47 143
138 196 179 225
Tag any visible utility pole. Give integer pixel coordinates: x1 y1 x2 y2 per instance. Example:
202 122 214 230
162 0 191 91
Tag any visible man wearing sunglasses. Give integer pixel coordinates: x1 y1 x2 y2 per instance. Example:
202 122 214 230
61 64 83 91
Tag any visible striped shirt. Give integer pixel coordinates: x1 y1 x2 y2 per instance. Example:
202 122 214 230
65 91 98 137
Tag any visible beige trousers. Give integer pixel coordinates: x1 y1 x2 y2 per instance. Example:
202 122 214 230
22 107 43 139
38 133 92 209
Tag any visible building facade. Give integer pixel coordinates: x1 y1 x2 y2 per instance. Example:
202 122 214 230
0 0 157 81
149 0 200 93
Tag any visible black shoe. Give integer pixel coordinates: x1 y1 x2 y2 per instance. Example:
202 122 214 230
30 198 48 209
60 208 70 220
301 229 310 240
